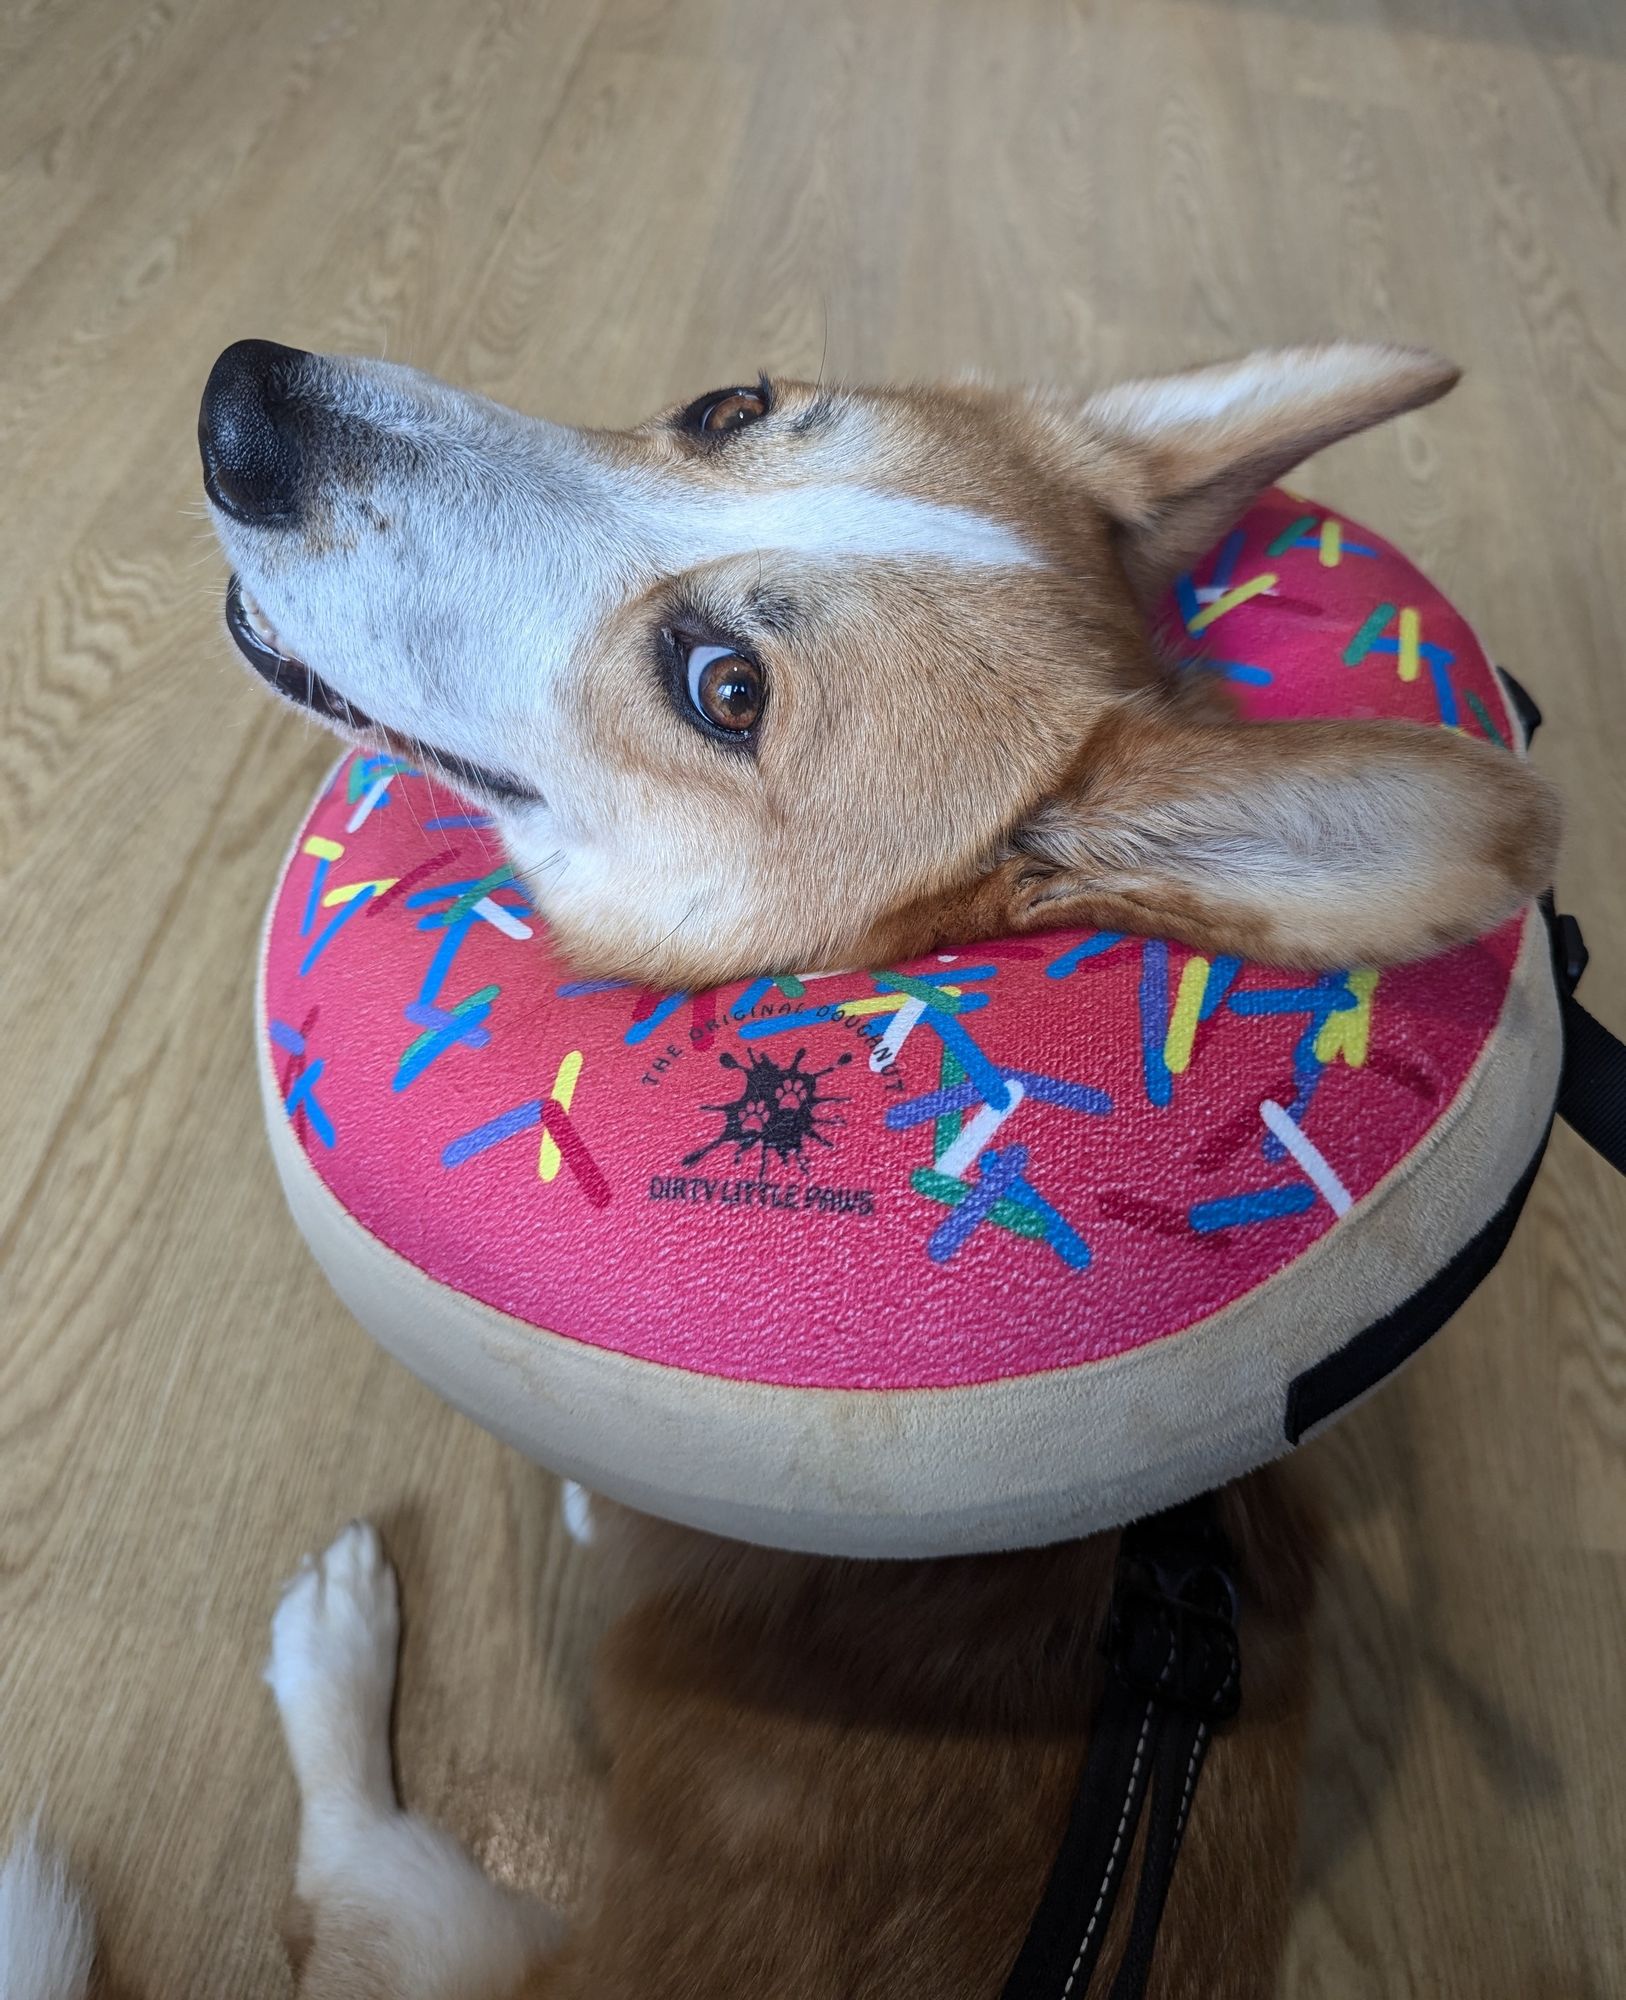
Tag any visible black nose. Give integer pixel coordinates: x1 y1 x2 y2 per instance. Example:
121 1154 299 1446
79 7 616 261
199 339 309 524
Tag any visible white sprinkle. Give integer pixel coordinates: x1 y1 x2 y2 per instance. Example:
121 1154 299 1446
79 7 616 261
870 995 926 1072
345 773 393 832
473 896 533 940
937 1078 1026 1179
1259 1099 1352 1216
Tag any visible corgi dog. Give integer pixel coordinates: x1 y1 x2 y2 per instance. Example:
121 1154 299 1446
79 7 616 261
2 343 1558 1999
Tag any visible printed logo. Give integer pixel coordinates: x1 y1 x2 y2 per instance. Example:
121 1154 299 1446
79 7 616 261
683 1047 851 1171
648 1047 876 1218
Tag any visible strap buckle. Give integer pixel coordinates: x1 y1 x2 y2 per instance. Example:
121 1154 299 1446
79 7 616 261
1105 1507 1242 1723
1555 910 1590 997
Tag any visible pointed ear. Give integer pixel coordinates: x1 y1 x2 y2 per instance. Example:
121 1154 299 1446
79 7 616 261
1083 344 1460 601
997 713 1561 969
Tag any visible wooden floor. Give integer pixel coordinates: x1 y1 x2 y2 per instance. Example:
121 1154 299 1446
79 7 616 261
3 0 1624 1992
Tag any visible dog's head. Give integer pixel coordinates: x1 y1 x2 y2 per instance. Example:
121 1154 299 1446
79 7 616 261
202 340 1559 984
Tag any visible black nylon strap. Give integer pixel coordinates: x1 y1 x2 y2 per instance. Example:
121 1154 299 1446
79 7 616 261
1542 896 1626 1176
1505 669 1625 1178
1104 1710 1212 2000
1000 1500 1239 2000
1559 994 1626 1175
998 1675 1163 1998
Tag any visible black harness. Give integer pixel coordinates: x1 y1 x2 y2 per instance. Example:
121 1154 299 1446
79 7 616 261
999 1497 1241 2000
1001 669 1626 2000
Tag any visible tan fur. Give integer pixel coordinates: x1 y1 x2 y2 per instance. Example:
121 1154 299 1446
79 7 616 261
525 350 1560 984
214 342 1562 988
272 1475 1317 2000
858 708 1563 971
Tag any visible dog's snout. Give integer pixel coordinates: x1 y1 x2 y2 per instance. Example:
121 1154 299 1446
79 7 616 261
199 339 309 526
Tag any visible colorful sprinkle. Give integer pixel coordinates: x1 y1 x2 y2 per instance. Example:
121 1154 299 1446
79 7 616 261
886 1068 1111 1129
928 1146 1029 1264
1259 1099 1352 1216
435 866 520 929
624 990 688 1046
558 978 631 998
322 877 397 907
1426 649 1459 727
1313 968 1378 1067
1267 513 1319 558
1396 605 1421 682
471 895 533 941
1463 687 1507 746
1139 940 1172 1107
1344 602 1396 666
1210 528 1245 591
911 1166 1046 1241
868 994 927 1072
1046 932 1127 979
368 849 458 916
536 1094 612 1207
935 1079 1026 1179
443 1099 543 1167
299 887 374 975
1190 1185 1315 1232
1164 955 1209 1077
538 1050 583 1180
1187 570 1276 634
285 1057 335 1149
394 984 498 1090
346 773 395 833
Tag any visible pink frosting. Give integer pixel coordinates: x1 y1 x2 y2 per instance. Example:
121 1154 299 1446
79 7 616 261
262 489 1526 1389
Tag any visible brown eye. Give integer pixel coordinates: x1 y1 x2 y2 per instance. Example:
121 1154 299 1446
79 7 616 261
688 386 769 434
685 642 764 733
702 389 767 433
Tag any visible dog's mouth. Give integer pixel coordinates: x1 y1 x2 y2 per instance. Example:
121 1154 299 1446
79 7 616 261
225 575 376 731
223 575 543 807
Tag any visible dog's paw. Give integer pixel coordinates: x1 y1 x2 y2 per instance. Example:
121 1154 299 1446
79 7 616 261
266 1521 399 1770
560 1479 596 1546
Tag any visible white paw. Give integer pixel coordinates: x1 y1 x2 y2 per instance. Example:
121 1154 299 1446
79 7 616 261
560 1480 596 1546
266 1521 399 1751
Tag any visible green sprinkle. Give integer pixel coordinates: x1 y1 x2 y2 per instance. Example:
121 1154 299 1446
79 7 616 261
1464 688 1507 747
1343 603 1396 666
1266 513 1318 558
911 1168 1048 1240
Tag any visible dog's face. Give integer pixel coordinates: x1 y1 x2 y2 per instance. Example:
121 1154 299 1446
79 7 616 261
203 341 1560 984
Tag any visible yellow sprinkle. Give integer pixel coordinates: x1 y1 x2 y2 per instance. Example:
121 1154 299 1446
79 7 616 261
1187 571 1276 634
1319 518 1342 567
321 878 397 907
1397 606 1421 682
539 1049 584 1181
1314 968 1379 1067
1164 957 1209 1075
836 987 961 1019
303 835 344 861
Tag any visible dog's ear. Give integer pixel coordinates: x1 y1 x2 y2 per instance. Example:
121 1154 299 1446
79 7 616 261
983 711 1561 969
1083 344 1460 603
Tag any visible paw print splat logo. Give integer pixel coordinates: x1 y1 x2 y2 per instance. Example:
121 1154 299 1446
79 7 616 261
683 1048 853 1172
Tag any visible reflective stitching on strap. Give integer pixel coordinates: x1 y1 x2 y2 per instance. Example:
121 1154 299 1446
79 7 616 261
1059 1700 1156 2000
1171 1722 1208 1848
1059 1633 1180 1999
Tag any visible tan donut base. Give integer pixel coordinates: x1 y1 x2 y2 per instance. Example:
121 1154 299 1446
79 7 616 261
258 906 1560 1557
